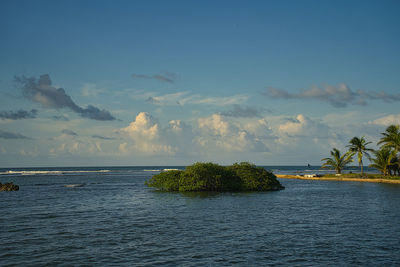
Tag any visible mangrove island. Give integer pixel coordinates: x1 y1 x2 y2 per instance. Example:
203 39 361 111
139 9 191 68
145 162 284 192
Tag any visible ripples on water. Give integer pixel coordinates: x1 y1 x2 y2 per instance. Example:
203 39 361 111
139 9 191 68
1 167 400 266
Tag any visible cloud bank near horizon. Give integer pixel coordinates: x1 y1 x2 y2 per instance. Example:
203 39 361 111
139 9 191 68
3 109 399 165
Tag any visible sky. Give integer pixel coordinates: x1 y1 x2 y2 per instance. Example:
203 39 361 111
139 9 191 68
1 0 399 167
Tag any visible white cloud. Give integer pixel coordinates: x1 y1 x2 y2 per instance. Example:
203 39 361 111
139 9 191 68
145 91 248 107
166 120 194 149
198 114 231 137
368 114 400 126
118 112 274 157
273 114 348 159
243 118 273 138
196 114 270 152
120 112 178 155
190 94 248 106
278 114 330 138
146 92 190 105
49 140 104 156
122 112 160 140
82 83 105 97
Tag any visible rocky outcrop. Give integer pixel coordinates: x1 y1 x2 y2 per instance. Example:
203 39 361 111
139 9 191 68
0 182 19 191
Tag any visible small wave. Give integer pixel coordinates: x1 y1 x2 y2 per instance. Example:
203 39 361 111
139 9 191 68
1 170 110 176
4 170 63 175
143 169 162 172
163 168 179 171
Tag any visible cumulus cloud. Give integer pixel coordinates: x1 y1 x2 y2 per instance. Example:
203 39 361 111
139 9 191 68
117 111 286 158
198 114 230 137
16 74 116 121
120 112 177 155
271 114 351 161
132 72 177 83
61 129 78 136
119 111 273 156
278 114 330 138
196 114 270 152
122 112 160 140
0 129 31 139
368 114 400 126
219 105 263 118
264 84 400 107
166 120 192 135
0 109 37 120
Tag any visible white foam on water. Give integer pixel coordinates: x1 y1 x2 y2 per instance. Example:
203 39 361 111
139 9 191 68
64 184 85 188
1 170 111 176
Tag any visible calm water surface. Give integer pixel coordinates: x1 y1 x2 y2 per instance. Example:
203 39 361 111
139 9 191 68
1 167 399 266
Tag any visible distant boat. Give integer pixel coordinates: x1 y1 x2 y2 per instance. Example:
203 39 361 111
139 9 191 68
307 164 311 167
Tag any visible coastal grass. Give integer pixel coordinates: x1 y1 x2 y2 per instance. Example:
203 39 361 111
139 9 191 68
276 173 400 184
322 173 400 180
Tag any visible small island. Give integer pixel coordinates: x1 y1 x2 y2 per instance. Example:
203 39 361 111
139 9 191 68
145 162 284 192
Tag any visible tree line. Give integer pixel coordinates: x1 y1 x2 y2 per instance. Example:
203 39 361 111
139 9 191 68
321 125 400 176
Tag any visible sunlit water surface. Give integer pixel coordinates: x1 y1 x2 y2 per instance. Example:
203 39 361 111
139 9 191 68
1 166 399 266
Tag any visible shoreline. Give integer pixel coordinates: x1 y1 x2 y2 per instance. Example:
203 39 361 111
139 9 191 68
276 174 400 184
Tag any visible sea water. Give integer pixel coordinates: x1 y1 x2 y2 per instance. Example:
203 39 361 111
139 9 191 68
1 166 399 266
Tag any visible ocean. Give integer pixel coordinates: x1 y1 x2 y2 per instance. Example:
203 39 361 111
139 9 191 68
1 166 399 266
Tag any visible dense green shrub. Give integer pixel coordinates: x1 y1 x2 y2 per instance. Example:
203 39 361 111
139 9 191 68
145 162 284 192
145 170 182 191
227 162 283 191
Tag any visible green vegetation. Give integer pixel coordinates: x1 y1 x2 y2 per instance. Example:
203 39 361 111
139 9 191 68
347 136 373 176
321 148 354 174
145 162 284 192
369 148 395 176
321 124 400 177
376 125 400 176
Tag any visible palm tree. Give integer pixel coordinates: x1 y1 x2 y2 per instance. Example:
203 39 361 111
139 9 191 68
321 148 354 174
369 148 394 176
347 136 373 177
378 125 400 175
378 125 400 152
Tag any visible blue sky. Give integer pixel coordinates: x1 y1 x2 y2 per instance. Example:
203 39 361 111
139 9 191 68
1 0 399 167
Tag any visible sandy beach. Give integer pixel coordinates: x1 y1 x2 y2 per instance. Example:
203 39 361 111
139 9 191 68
276 174 400 184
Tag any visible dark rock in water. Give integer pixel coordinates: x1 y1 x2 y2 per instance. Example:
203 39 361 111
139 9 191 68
0 182 19 191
